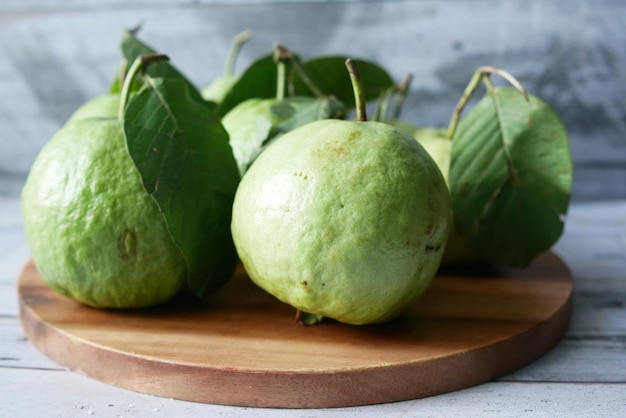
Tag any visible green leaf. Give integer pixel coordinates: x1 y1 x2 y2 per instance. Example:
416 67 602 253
224 96 345 176
261 96 346 160
124 77 240 298
218 54 278 116
293 56 394 108
116 31 209 108
239 96 345 170
449 86 572 267
271 96 345 136
109 62 125 93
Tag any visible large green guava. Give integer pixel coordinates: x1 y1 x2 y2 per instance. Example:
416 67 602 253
201 75 238 104
231 119 450 325
21 118 187 308
66 93 121 123
411 128 482 264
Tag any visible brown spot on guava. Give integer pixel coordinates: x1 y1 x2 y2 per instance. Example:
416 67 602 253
117 228 138 260
301 280 309 293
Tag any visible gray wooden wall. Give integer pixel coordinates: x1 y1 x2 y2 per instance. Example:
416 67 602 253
1 0 625 201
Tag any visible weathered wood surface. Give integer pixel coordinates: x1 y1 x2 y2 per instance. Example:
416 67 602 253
1 1 625 200
1 196 626 415
16 253 573 408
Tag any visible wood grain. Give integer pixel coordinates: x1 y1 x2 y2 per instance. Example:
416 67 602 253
18 252 572 408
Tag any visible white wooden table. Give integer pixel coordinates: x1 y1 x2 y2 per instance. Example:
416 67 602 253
1 196 625 417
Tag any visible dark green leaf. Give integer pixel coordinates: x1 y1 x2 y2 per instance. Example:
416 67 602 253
293 56 394 108
218 54 279 117
449 87 572 267
124 77 240 298
117 31 208 107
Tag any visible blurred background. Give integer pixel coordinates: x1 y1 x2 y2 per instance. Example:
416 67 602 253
1 0 624 201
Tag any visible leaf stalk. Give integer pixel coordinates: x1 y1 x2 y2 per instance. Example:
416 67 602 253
118 53 169 121
274 44 326 99
391 73 413 120
446 66 530 139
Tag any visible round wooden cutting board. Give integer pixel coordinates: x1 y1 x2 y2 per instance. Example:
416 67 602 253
18 252 572 408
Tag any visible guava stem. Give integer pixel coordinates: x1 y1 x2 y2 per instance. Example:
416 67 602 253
272 45 288 101
446 69 481 139
276 60 286 101
274 44 326 98
294 309 325 326
478 66 529 102
345 58 367 122
224 29 253 77
373 87 394 122
446 66 530 139
391 73 413 120
118 53 169 121
374 73 413 122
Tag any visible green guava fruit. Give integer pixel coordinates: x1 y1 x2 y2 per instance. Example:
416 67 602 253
231 119 450 325
387 119 421 137
221 98 280 176
411 127 482 264
412 128 451 184
201 75 237 104
66 93 121 123
21 117 187 308
201 29 253 104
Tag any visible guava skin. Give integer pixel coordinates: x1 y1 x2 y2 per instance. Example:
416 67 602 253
387 119 421 138
66 93 121 123
231 119 451 325
412 128 451 184
21 118 187 308
411 128 482 265
201 75 237 104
